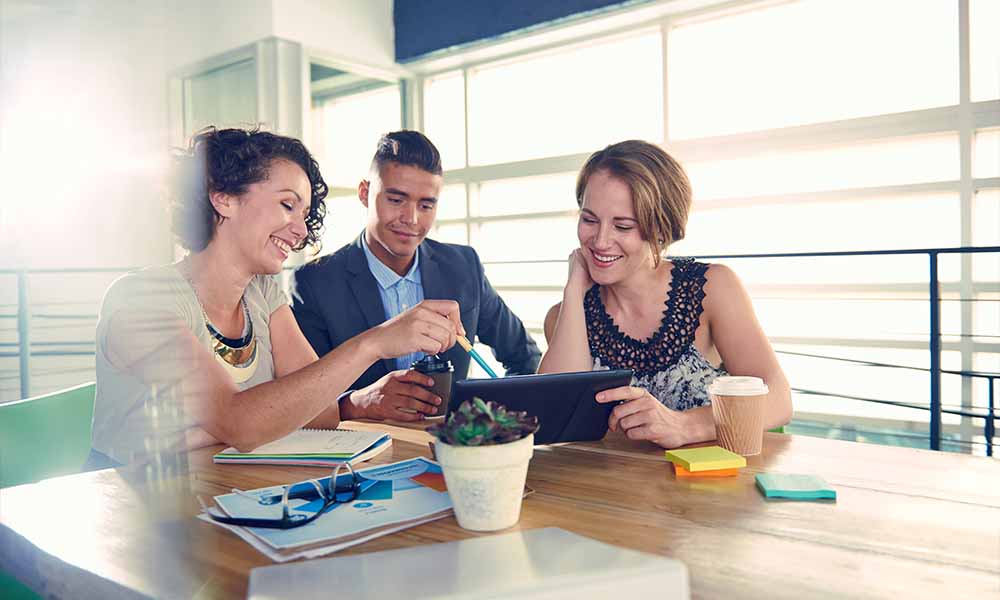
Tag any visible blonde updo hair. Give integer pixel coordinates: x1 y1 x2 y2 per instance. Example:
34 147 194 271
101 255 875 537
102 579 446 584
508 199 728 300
575 140 692 266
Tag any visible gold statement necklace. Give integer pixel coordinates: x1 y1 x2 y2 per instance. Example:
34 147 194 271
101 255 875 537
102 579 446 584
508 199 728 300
184 266 259 384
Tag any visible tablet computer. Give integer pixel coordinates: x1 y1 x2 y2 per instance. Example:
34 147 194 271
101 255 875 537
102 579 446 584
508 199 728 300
448 369 635 445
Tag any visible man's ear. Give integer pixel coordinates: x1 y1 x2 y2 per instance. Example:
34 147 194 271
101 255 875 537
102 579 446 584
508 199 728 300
209 191 238 218
358 180 370 208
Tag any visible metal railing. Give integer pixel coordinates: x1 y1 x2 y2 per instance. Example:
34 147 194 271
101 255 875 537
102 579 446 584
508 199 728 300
1 267 134 399
484 245 1000 454
771 349 998 456
3 245 999 454
686 246 999 453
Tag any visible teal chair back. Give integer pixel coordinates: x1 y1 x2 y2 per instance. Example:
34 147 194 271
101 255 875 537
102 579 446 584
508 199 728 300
0 571 38 600
0 383 93 600
0 382 96 489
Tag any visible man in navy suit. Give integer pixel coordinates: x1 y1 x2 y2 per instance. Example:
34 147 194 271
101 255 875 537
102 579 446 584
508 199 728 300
290 131 540 422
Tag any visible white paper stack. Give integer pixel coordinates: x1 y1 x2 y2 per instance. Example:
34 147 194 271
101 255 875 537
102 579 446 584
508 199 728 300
247 527 689 599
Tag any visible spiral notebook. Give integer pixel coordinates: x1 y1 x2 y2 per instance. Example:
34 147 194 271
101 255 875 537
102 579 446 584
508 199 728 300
213 428 392 467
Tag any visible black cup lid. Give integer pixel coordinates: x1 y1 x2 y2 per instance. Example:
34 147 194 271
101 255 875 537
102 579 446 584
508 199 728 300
411 354 453 373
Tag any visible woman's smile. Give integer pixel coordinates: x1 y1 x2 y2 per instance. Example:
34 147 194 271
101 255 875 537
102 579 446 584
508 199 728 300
270 235 292 259
588 247 624 268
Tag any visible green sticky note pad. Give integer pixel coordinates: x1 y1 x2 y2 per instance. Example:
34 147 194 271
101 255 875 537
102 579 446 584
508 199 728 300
755 473 836 500
664 446 746 472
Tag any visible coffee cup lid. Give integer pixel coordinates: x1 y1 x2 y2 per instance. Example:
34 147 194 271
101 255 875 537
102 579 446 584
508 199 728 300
411 354 454 373
707 376 768 396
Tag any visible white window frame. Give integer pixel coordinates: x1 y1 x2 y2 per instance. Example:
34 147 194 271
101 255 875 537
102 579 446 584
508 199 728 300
398 0 999 446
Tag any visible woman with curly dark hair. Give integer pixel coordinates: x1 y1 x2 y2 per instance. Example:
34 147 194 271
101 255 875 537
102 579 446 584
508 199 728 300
89 128 463 467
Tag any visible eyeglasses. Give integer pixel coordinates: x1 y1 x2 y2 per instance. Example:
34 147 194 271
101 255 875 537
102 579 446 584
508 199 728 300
206 463 362 530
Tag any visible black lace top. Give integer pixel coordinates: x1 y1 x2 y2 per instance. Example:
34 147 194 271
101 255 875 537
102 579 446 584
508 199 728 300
584 258 727 411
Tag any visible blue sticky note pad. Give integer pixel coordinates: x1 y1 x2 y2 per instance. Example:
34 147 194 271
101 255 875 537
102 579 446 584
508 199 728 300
755 473 836 500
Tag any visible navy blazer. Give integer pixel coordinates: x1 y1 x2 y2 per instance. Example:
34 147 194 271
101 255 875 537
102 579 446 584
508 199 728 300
289 234 541 395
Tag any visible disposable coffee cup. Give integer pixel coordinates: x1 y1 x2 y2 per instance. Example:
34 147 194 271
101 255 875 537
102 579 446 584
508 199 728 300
411 355 454 417
707 376 769 456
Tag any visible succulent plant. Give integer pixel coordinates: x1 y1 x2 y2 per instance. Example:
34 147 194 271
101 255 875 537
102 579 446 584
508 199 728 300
428 397 539 446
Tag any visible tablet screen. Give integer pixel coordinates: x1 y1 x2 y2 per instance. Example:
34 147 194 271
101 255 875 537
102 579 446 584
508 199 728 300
449 369 635 444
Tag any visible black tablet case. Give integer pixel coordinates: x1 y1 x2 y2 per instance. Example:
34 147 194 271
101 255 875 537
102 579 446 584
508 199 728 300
449 370 634 444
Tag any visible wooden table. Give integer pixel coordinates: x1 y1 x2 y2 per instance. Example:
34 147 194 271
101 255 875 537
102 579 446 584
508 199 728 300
2 425 998 599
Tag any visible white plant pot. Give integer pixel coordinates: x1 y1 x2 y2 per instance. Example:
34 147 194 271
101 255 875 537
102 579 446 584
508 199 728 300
435 433 534 532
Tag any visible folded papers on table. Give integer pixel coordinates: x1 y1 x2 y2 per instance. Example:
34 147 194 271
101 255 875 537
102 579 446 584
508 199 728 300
200 457 453 562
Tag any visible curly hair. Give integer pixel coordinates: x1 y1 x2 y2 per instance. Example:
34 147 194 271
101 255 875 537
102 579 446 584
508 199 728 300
170 127 328 252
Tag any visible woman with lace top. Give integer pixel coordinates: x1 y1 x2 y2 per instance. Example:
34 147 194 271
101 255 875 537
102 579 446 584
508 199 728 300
539 140 790 449
90 128 463 467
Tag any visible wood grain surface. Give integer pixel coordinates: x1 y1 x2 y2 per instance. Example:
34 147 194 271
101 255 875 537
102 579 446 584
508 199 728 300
2 424 998 599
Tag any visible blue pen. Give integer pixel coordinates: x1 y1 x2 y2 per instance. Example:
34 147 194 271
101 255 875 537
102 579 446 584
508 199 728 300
456 335 498 378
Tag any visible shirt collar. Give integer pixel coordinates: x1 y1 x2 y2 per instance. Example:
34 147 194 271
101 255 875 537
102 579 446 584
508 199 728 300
362 236 421 290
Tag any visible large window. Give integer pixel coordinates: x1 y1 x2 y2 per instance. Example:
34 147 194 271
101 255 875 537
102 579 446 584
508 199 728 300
466 32 663 165
418 0 1000 453
667 0 958 139
970 0 1000 102
681 134 960 201
310 79 401 253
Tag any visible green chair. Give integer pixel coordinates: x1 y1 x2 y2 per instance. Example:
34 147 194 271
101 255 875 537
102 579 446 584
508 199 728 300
0 571 37 600
0 383 95 488
0 381 96 489
0 382 96 599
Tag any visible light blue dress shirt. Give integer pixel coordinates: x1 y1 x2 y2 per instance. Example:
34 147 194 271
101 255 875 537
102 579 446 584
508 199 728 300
362 238 425 371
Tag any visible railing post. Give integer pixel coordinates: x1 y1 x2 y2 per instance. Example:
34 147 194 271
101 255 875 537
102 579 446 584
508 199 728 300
986 377 995 458
16 271 31 399
928 253 942 451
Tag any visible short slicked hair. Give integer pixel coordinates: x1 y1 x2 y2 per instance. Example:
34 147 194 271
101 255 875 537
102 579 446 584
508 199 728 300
370 130 443 176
